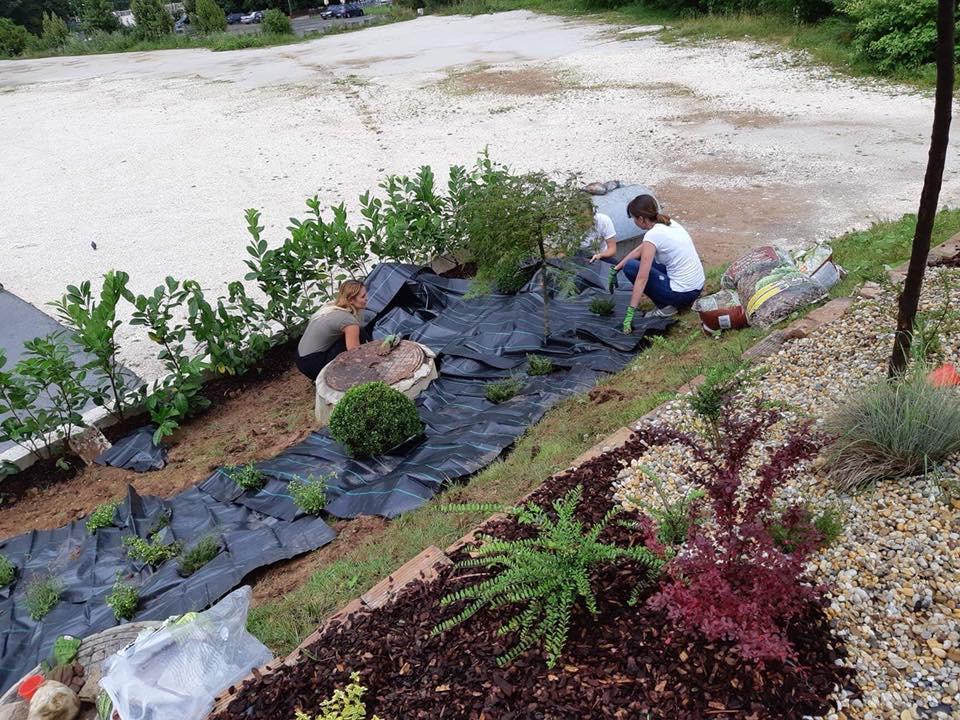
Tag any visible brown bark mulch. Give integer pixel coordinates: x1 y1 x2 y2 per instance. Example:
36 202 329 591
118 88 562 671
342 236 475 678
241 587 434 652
215 435 856 720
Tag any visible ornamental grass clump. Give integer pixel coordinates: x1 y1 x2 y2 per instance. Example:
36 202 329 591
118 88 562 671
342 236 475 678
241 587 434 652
825 370 960 492
288 474 329 515
526 354 554 376
106 577 139 621
329 382 423 458
433 485 663 668
86 500 119 533
178 535 221 577
636 405 826 665
485 376 524 404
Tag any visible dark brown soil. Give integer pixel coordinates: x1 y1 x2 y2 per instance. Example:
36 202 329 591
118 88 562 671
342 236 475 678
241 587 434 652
931 248 960 268
215 435 855 720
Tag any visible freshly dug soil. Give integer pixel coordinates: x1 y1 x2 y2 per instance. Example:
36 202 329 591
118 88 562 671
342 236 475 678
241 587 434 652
215 435 855 720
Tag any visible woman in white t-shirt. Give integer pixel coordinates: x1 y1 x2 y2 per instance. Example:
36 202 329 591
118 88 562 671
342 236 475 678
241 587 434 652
609 194 705 333
580 210 618 264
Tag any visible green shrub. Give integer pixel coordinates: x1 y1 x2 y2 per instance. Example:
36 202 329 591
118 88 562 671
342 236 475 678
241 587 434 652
124 534 181 566
526 354 554 376
0 555 16 588
825 371 960 491
432 485 663 667
484 376 524 404
192 0 227 33
288 474 329 515
40 12 70 48
769 504 844 552
329 382 423 458
293 672 382 720
262 8 292 34
588 297 615 316
687 358 750 449
225 463 266 491
0 18 33 56
629 467 705 547
106 578 139 621
131 0 174 39
178 535 221 577
81 0 121 33
86 501 120 533
25 576 62 621
842 0 946 72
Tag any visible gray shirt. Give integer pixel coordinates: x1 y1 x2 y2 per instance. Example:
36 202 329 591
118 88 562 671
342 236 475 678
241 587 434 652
298 307 358 356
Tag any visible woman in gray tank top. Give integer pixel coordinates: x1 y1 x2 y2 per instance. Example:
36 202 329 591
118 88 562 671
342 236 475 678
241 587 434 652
296 280 368 381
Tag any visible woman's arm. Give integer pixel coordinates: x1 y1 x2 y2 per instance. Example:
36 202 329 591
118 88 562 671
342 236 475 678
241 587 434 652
591 236 618 262
343 324 361 351
627 242 657 307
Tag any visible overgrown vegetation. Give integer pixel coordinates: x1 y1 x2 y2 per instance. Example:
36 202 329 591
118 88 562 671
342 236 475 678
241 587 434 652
225 463 267 491
484 376 524 404
178 535 222 577
86 501 120 533
329 382 424 458
262 8 291 34
124 533 181 567
25 575 62 621
106 577 140 621
293 672 382 720
0 554 16 588
433 485 663 667
288 474 330 515
526 354 554 376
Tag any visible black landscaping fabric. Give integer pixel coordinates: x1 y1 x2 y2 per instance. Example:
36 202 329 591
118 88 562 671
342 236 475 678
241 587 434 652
0 259 667 693
94 426 168 472
258 260 671 518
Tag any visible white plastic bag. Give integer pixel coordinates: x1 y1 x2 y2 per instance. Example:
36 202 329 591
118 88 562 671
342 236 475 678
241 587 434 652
99 587 272 720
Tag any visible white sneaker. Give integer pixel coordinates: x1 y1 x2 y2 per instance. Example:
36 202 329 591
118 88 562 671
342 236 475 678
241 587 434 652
645 305 677 318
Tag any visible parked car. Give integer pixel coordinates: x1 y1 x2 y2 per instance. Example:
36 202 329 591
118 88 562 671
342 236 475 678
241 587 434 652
226 12 244 24
240 10 263 23
321 3 363 18
344 3 364 16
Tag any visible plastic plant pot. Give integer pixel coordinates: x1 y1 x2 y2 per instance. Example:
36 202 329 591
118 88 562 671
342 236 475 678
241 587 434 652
18 674 44 700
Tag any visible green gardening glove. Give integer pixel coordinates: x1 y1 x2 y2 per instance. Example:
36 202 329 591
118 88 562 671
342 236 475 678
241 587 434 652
607 265 619 294
622 306 636 334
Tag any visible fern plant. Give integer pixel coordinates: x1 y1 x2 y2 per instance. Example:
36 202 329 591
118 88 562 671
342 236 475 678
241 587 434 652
432 485 663 668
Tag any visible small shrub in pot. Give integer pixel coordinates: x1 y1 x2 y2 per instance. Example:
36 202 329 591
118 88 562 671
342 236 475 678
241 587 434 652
329 382 423 458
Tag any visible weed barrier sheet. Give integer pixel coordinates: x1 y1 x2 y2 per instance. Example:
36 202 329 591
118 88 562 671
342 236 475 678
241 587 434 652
256 260 671 518
0 482 335 693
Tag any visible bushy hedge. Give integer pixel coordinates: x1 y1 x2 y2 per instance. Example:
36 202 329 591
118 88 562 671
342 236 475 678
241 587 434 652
329 382 423 458
842 0 950 71
0 18 33 56
262 8 292 34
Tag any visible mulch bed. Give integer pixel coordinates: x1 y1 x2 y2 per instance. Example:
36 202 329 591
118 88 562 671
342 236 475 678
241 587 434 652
214 435 856 720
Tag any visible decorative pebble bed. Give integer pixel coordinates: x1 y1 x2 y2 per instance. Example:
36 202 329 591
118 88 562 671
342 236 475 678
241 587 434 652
614 267 960 720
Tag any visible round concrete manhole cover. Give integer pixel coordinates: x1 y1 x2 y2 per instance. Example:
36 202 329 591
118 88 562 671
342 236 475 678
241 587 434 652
325 340 426 392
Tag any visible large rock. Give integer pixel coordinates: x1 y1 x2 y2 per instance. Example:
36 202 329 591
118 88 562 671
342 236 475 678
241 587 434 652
26 682 78 720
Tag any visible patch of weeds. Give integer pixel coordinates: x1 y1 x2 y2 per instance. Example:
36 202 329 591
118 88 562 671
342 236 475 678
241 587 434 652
106 577 139 621
25 575 62 621
588 297 615 316
650 329 700 356
526 354 554 376
485 377 524 404
0 554 16 588
628 466 704 547
178 535 221 578
124 534 181 567
225 463 266 491
288 474 329 515
86 501 120 534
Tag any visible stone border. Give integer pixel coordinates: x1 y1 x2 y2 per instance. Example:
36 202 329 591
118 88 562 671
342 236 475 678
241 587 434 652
208 232 960 716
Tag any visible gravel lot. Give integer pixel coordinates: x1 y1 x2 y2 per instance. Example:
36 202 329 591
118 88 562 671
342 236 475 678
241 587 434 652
1 10 959 376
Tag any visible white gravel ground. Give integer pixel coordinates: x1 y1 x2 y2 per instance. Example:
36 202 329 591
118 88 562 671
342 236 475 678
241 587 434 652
2 11 959 377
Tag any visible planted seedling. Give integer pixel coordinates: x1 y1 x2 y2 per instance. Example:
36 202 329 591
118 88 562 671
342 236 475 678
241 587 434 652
0 554 16 588
526 354 554 376
178 535 221 578
628 466 705 547
588 297 615 316
288 474 329 515
25 575 62 621
86 500 120 534
485 377 524 404
225 463 266 491
123 533 181 567
293 671 382 720
106 577 139 621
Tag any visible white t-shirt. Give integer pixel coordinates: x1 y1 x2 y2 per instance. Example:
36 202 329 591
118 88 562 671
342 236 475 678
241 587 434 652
581 212 617 252
644 220 705 292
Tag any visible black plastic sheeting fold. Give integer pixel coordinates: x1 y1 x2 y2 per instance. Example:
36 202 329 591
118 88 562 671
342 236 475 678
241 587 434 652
256 260 671 518
95 426 168 472
0 481 335 693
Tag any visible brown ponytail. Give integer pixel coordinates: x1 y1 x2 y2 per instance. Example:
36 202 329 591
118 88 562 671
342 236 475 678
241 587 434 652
626 194 670 225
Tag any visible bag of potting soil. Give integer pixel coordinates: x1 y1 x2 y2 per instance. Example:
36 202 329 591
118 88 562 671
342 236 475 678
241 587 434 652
745 272 828 328
692 289 747 331
721 245 795 301
794 243 843 290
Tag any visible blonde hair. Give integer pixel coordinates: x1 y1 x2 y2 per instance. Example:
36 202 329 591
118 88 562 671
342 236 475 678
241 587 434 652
334 279 365 318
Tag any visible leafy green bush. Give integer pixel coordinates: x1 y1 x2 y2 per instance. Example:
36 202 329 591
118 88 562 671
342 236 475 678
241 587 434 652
40 12 70 48
484 377 524 404
293 672 382 720
288 474 329 515
86 501 120 534
178 535 221 577
0 18 33 56
0 555 16 588
192 0 227 33
842 0 946 71
433 485 663 667
81 0 121 33
329 382 424 458
825 371 960 491
526 354 554 376
25 576 62 621
106 578 139 621
588 297 615 316
124 534 181 566
225 463 266 491
131 0 174 38
262 8 292 34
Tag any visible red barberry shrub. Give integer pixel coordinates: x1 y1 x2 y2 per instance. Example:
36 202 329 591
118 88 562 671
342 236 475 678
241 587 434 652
638 404 826 664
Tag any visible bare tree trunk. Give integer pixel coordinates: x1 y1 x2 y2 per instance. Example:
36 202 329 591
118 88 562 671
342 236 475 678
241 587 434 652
888 0 955 375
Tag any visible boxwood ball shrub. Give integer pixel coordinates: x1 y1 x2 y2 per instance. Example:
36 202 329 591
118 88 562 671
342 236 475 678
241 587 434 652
329 382 423 458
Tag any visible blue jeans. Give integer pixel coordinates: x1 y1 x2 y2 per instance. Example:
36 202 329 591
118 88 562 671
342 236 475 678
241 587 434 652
622 260 703 308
